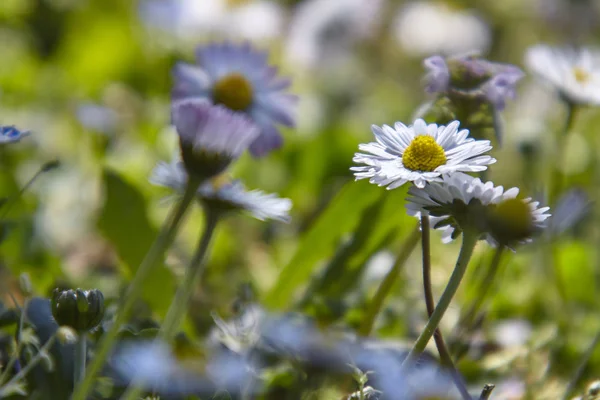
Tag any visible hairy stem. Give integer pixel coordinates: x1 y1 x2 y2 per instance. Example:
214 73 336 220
74 334 87 385
402 231 478 368
421 215 471 400
120 210 220 400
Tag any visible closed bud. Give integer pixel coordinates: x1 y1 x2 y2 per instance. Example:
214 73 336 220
51 288 105 332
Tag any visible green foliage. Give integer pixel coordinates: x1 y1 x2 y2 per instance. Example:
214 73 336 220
97 169 175 314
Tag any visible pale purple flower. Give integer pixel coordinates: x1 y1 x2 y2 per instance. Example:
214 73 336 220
172 42 297 157
423 54 524 111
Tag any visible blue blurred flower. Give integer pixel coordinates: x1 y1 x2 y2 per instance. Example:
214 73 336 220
0 126 30 144
423 54 524 111
172 42 297 157
150 159 292 222
172 100 259 179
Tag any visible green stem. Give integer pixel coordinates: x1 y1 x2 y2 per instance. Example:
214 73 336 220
420 216 471 400
402 231 478 368
358 223 420 337
119 210 220 400
549 103 578 204
562 330 600 400
74 334 87 385
0 335 57 397
72 178 201 400
478 384 495 400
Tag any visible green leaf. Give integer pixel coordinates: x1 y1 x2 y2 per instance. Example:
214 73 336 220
264 181 385 309
97 169 175 314
556 240 595 305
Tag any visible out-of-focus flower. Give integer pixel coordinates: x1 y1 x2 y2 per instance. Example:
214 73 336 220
139 0 284 42
351 119 495 189
285 0 384 70
75 103 118 134
51 288 105 332
172 100 259 180
424 55 524 112
392 2 490 57
0 125 30 144
111 341 259 397
525 45 600 106
150 160 292 222
406 173 551 247
173 42 297 157
547 188 592 236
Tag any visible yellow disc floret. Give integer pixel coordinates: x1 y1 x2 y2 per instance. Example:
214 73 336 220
573 67 590 84
402 135 447 172
213 73 254 111
488 198 533 244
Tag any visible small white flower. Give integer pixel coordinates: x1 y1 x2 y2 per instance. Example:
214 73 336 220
525 45 600 105
406 173 551 247
351 119 495 189
150 160 291 222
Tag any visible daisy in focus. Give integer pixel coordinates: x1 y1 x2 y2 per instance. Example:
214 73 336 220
150 159 292 222
525 45 600 106
406 173 551 248
351 119 495 189
172 41 297 157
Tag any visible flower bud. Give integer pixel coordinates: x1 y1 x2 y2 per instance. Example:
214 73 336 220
51 288 105 332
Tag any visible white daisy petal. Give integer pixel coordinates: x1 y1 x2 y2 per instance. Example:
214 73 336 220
352 119 495 189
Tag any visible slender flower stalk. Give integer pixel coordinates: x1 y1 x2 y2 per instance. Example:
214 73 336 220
402 230 479 368
420 215 471 400
120 209 220 400
0 335 57 398
72 178 201 400
549 103 578 203
74 335 86 385
359 224 420 337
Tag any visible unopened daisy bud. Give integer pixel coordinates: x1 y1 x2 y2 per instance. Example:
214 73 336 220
172 100 260 181
56 326 78 345
51 288 105 332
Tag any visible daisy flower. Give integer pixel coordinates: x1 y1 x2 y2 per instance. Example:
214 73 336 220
351 119 495 189
150 160 291 222
0 125 30 144
406 173 551 247
172 41 297 157
525 45 600 105
172 100 259 180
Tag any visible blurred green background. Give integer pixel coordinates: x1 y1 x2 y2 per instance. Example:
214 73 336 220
2 0 600 398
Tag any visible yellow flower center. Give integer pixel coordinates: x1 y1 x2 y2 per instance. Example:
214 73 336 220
402 135 447 172
212 73 254 111
573 67 590 84
488 198 533 244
